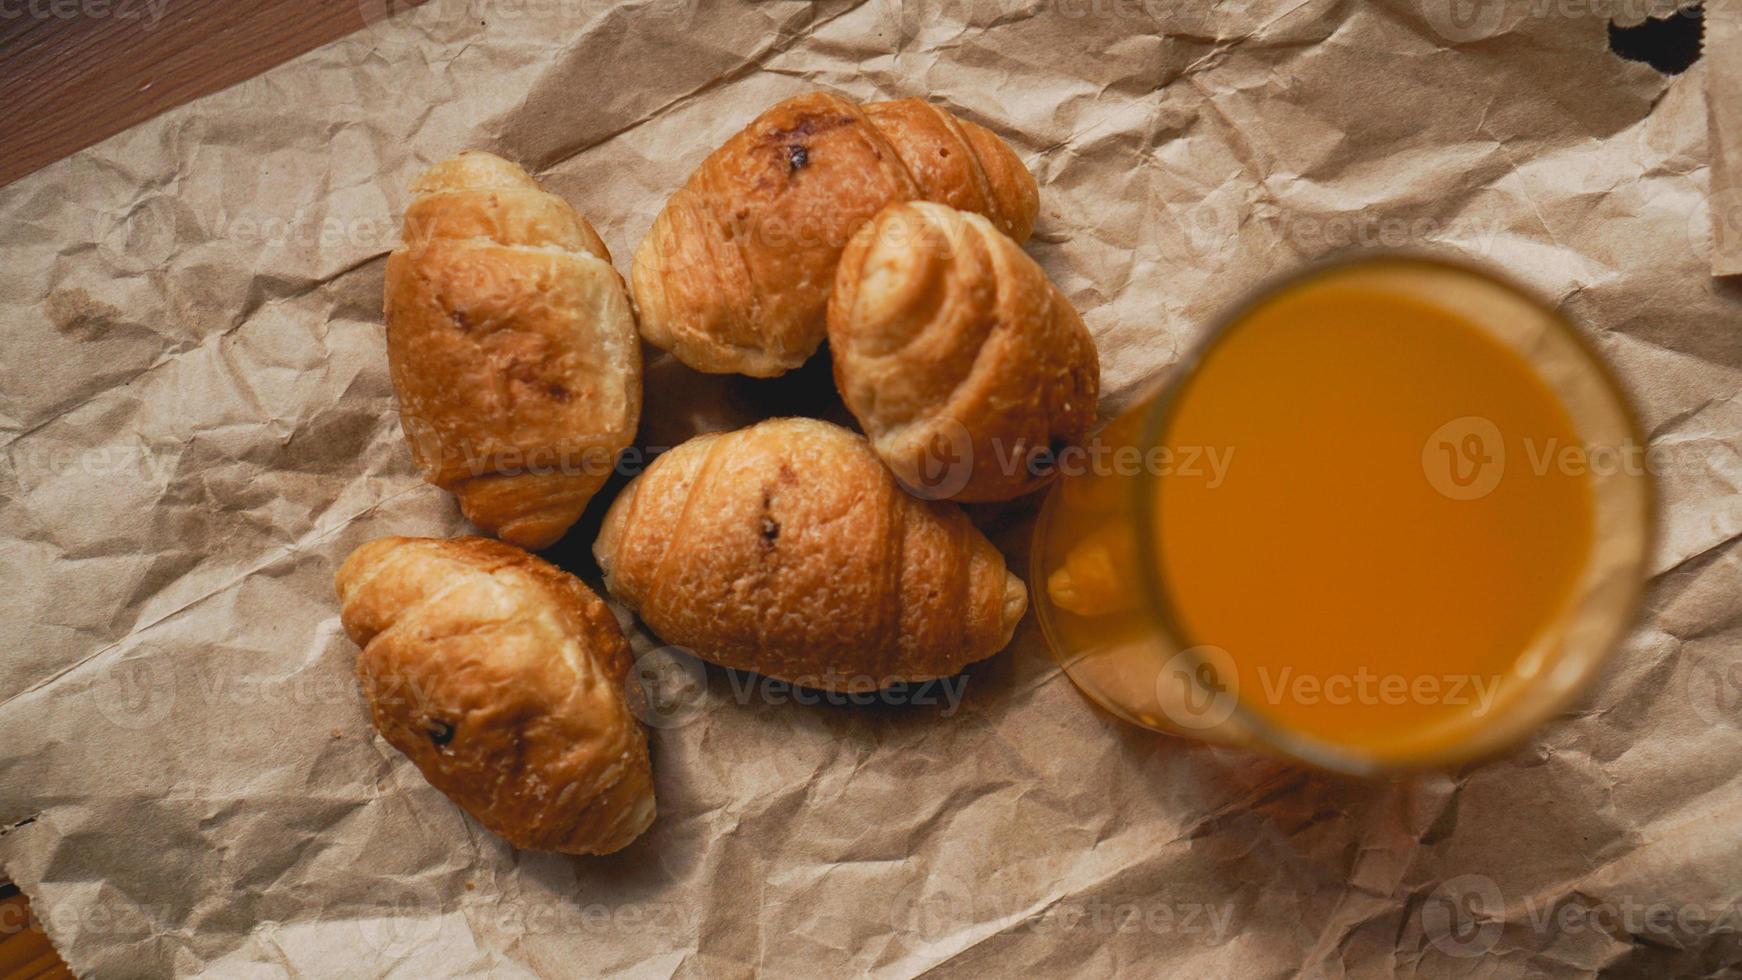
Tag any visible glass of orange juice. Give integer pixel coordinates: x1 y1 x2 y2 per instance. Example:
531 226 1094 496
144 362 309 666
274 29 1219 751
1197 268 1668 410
1032 253 1654 774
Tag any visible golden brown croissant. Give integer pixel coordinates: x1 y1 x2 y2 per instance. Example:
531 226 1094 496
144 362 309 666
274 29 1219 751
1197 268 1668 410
829 201 1100 502
335 535 654 855
385 151 640 550
592 418 1028 691
630 92 1039 377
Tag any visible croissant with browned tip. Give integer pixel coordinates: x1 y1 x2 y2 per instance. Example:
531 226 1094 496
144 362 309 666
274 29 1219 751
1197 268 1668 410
829 201 1100 502
384 150 640 550
631 92 1039 377
335 535 655 855
592 418 1029 691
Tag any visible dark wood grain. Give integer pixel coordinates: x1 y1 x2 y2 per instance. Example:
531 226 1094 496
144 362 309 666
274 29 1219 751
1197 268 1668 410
0 0 428 186
0 890 73 980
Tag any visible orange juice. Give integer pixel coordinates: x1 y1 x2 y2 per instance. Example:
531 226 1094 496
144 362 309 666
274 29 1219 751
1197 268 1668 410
1033 256 1651 771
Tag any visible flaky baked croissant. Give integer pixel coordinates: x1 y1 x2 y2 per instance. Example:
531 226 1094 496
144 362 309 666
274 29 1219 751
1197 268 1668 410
385 151 640 550
829 201 1100 501
631 92 1039 377
593 418 1028 691
335 536 655 855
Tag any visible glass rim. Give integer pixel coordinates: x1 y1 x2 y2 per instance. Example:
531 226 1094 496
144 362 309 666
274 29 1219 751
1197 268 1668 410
1126 247 1658 777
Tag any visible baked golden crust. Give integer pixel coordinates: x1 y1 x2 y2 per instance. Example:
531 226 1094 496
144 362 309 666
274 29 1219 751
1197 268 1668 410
385 151 640 549
335 535 655 855
630 92 1038 377
592 418 1028 690
828 201 1100 502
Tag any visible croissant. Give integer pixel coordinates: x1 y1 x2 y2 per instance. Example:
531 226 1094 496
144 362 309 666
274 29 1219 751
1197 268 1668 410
593 418 1028 691
630 92 1039 377
335 535 654 855
384 151 640 550
829 201 1100 502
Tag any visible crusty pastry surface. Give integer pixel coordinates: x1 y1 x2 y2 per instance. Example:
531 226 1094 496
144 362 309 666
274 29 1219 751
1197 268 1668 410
829 201 1100 502
593 418 1028 690
335 535 655 855
385 151 640 549
631 92 1038 377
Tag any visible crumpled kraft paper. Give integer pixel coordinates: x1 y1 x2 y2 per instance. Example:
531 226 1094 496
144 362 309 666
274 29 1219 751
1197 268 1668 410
1708 0 1742 274
3 0 1742 976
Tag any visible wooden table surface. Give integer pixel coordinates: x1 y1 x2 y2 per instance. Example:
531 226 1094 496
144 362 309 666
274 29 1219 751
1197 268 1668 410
0 0 426 187
0 890 71 980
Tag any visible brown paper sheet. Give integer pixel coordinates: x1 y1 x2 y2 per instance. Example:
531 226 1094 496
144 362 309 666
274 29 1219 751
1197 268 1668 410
1710 0 1742 273
3 1 1742 976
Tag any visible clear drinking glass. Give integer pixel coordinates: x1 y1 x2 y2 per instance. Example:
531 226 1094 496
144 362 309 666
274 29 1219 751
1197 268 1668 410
1030 253 1654 775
